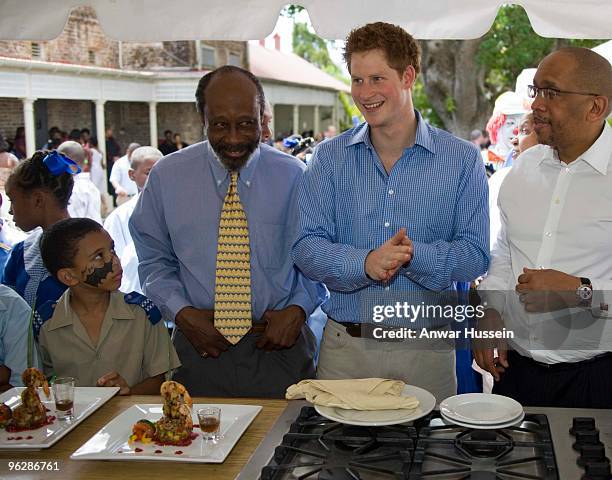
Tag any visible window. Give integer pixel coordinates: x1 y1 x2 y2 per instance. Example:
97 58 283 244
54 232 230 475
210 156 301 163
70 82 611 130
200 45 215 69
228 52 241 67
88 50 96 64
31 42 41 59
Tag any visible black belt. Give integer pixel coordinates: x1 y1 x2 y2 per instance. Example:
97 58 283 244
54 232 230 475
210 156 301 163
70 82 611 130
512 350 612 370
329 317 450 338
329 317 401 338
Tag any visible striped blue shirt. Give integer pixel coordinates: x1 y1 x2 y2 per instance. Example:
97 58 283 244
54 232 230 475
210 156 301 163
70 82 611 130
292 111 489 323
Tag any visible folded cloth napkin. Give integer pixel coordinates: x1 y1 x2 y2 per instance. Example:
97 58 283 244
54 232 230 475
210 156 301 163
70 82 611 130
285 378 420 410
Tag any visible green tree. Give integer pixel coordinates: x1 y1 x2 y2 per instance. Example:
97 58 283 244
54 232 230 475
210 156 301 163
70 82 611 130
284 6 361 130
292 22 342 78
420 5 604 137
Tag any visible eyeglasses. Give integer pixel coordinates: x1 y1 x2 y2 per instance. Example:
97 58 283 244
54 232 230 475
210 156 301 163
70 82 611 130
527 85 600 101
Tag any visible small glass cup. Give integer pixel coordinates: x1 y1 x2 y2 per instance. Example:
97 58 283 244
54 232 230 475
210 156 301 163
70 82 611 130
197 407 221 441
53 377 75 420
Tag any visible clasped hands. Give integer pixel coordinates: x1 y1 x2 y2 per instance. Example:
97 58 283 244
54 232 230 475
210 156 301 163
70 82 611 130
176 305 306 358
365 228 413 282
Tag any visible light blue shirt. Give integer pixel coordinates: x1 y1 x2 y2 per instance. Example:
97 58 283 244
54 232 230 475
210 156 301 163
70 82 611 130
292 111 489 322
0 284 33 386
129 142 327 322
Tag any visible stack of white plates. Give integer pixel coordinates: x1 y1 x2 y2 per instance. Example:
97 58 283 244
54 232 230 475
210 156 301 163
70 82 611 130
439 393 524 429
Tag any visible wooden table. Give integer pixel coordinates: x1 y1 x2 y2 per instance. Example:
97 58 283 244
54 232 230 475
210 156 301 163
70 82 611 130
0 395 288 480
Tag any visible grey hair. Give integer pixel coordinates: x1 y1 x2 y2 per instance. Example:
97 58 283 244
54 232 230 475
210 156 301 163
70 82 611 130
130 146 163 170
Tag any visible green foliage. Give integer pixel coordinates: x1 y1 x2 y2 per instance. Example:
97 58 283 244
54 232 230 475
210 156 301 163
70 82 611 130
412 78 443 128
292 22 342 77
478 5 604 96
338 91 362 130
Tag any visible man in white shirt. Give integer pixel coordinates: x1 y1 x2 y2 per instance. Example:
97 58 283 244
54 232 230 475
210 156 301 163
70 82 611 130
476 47 612 408
58 141 102 224
104 146 162 293
109 142 140 205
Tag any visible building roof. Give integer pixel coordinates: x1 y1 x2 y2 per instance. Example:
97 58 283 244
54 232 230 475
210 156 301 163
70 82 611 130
248 42 350 93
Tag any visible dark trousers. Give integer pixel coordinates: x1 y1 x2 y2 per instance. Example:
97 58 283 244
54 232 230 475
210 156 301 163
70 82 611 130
173 324 316 398
493 350 612 408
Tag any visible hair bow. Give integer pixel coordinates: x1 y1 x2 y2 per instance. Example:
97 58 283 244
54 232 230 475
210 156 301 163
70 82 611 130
43 151 81 176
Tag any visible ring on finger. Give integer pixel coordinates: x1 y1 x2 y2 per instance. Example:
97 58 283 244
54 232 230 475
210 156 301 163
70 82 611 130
201 352 209 358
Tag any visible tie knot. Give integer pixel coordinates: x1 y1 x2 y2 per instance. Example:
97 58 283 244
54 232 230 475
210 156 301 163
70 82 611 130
230 171 239 185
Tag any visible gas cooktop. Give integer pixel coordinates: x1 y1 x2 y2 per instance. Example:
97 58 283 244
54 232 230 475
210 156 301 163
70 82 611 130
261 406 559 480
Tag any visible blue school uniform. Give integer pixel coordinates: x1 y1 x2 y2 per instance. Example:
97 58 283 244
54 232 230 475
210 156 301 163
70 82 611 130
1 229 67 337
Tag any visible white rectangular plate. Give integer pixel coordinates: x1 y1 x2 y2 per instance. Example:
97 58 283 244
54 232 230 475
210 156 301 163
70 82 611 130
71 403 262 463
0 387 119 450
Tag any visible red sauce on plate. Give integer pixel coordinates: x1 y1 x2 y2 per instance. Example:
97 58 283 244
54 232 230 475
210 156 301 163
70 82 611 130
134 448 143 453
154 432 198 447
6 415 55 432
154 450 162 454
175 450 183 455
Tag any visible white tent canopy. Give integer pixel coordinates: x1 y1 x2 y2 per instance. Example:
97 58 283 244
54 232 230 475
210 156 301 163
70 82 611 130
1 0 611 41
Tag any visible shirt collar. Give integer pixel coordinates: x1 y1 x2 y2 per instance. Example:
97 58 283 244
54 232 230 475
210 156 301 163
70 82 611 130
537 123 611 175
46 290 135 332
346 110 436 155
580 123 611 175
207 141 260 189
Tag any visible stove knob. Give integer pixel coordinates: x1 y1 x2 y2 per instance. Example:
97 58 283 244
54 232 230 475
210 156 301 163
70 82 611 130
573 430 601 451
571 417 596 435
581 460 611 480
578 444 608 467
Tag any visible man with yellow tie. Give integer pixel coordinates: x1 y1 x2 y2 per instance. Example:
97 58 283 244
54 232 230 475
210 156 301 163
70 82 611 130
130 66 327 397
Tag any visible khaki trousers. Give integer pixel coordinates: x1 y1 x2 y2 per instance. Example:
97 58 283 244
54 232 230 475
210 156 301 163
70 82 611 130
316 319 457 404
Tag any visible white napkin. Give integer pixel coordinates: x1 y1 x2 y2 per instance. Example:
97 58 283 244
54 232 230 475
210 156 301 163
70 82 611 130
286 378 420 410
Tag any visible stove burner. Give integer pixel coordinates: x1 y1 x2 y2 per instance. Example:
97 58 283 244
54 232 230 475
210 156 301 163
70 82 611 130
261 408 559 480
456 429 513 458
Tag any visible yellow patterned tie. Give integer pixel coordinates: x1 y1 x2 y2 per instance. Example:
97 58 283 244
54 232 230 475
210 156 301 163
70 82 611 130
214 171 252 344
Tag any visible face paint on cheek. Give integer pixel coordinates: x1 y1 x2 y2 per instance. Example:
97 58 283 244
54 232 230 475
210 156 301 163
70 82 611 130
84 260 114 287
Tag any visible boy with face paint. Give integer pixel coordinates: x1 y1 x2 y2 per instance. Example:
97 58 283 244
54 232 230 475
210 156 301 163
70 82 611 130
37 218 180 394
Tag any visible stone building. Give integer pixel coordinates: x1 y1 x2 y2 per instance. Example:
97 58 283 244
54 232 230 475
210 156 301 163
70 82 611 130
0 6 347 160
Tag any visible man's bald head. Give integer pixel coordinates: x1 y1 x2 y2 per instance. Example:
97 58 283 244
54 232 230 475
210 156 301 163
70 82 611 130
57 141 86 166
543 47 612 114
195 66 266 122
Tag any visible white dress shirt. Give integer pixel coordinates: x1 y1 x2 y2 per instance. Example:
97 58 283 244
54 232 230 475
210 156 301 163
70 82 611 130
109 155 138 196
488 166 511 251
479 124 612 364
67 172 102 224
103 194 138 259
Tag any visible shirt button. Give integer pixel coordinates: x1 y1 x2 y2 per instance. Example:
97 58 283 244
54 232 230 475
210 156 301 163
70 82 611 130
388 189 394 195
384 286 390 291
545 232 552 237
217 180 221 185
384 222 390 227
246 180 251 186
565 167 570 173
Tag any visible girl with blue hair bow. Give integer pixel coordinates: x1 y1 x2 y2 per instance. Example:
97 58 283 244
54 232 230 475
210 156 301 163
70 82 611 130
1 150 80 337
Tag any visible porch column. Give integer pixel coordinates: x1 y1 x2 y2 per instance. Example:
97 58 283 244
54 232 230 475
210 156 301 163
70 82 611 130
269 102 275 140
313 105 320 136
94 99 107 172
22 98 36 158
149 101 158 147
292 104 299 135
